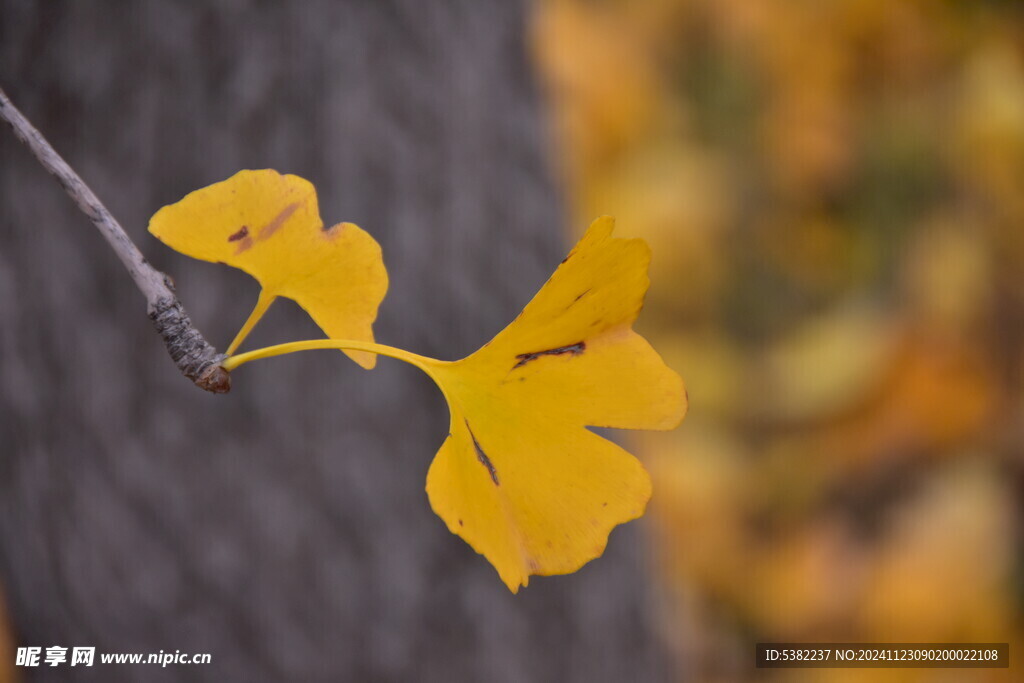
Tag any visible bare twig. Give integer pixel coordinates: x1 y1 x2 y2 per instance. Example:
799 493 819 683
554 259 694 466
0 86 230 393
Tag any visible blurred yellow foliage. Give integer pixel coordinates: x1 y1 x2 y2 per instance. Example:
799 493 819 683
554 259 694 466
534 0 1024 679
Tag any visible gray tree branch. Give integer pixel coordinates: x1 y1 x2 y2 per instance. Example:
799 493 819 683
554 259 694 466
0 85 229 393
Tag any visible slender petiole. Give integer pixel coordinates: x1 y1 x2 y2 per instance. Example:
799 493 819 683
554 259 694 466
225 290 277 356
222 339 437 375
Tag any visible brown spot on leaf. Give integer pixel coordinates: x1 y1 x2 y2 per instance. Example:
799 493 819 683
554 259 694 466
233 236 254 255
227 225 249 242
231 202 303 255
512 341 586 370
465 420 500 486
458 519 464 527
259 201 300 240
560 289 593 314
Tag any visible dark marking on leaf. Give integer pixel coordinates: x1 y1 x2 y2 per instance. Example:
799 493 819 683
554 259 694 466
560 288 593 314
259 201 300 240
602 502 608 507
233 236 254 255
465 420 499 486
512 341 586 370
227 225 249 242
458 519 464 527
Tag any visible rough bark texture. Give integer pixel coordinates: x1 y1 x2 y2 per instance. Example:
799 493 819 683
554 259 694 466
0 2 672 681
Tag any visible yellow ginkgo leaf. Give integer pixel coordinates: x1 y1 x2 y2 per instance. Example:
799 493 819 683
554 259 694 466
149 169 388 368
418 216 686 591
222 216 686 592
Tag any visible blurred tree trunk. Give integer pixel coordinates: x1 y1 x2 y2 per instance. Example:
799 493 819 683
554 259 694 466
0 2 672 681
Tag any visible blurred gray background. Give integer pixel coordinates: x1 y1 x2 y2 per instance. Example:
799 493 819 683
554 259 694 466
0 2 671 681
